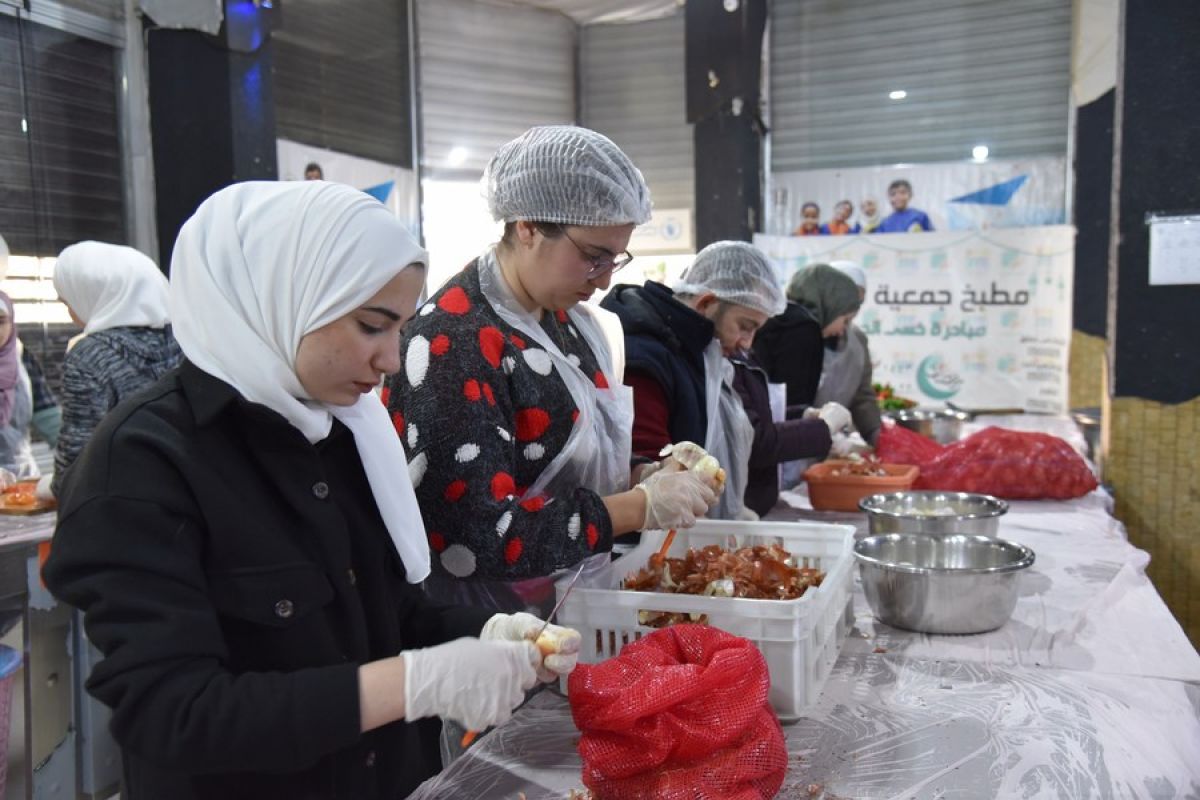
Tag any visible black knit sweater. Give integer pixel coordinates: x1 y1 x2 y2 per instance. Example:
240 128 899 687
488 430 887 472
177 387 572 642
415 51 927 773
386 262 615 590
52 326 182 495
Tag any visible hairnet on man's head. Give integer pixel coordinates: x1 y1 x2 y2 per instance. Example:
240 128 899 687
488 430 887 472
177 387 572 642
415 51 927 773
786 263 862 328
672 241 786 317
483 125 652 227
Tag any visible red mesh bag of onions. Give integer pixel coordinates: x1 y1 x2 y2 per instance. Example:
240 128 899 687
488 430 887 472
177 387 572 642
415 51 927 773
567 625 787 800
875 419 946 465
878 423 1098 500
915 426 1098 499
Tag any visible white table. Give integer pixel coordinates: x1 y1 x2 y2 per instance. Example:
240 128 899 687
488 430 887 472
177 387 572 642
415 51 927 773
408 420 1200 799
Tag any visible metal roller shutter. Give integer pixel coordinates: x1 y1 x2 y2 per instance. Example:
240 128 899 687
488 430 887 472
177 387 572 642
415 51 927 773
581 10 693 212
769 0 1071 171
417 0 576 178
273 0 413 168
0 13 125 255
54 0 122 21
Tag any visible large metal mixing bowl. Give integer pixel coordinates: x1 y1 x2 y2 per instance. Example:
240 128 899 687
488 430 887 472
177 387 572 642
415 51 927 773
859 491 1008 537
855 533 1035 634
884 408 970 444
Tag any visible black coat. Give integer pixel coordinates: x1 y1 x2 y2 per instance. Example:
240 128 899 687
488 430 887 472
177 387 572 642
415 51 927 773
600 281 714 445
43 362 491 800
752 301 825 412
731 354 833 516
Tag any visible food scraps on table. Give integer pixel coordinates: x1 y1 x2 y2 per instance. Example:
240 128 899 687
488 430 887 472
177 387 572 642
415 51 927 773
827 453 888 477
0 481 40 508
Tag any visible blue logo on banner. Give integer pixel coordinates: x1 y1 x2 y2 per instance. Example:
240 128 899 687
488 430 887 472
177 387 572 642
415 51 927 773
950 175 1029 206
363 181 394 204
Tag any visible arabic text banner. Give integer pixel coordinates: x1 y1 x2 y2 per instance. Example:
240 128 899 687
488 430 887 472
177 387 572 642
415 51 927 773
753 227 1076 413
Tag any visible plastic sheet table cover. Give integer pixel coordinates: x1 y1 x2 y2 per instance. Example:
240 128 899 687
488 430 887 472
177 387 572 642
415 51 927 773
409 487 1200 799
408 660 1200 799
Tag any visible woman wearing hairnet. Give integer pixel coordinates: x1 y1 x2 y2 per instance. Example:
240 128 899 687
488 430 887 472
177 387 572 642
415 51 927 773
49 241 183 496
387 126 718 614
42 181 581 798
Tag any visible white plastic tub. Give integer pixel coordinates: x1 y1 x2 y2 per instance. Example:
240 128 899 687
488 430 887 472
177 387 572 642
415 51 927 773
555 519 855 720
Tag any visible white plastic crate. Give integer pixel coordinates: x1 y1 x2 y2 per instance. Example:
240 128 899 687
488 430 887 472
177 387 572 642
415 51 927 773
555 519 855 720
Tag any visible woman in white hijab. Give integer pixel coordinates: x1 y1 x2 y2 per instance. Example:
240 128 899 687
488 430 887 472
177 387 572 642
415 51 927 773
49 241 183 495
42 181 579 799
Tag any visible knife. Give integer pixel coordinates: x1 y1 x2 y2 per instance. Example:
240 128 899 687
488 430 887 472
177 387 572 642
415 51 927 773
460 561 588 749
531 560 587 644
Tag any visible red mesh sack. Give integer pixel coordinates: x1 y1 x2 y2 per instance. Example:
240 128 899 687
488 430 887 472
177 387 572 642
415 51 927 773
568 625 787 800
914 426 1099 499
875 419 945 465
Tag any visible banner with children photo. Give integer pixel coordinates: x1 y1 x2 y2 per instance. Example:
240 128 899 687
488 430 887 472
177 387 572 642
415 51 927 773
752 226 1076 414
766 156 1067 237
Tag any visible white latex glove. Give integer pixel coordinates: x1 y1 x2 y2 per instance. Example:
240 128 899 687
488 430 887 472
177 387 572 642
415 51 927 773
634 469 716 531
801 406 821 420
658 441 725 493
631 457 681 486
830 431 872 459
481 612 582 683
35 473 54 501
817 402 852 435
402 638 539 731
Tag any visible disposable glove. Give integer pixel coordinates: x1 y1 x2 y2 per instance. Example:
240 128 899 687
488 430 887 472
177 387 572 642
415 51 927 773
631 457 678 486
633 469 716 531
402 638 539 731
658 441 725 492
817 402 852 435
36 473 54 501
481 612 582 683
830 431 872 458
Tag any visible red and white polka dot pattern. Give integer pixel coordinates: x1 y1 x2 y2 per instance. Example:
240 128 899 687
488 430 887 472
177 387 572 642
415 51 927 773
387 262 614 582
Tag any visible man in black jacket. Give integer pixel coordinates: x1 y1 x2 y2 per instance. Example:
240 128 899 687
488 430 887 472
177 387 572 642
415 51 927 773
604 241 848 517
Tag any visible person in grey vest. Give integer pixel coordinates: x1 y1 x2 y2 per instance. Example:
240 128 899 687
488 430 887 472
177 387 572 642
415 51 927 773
49 241 184 496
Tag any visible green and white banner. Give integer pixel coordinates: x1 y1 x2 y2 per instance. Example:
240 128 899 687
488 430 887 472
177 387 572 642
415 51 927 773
753 226 1076 413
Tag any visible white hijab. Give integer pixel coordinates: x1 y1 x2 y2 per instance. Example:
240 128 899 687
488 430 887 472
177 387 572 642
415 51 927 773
169 181 431 583
54 241 171 333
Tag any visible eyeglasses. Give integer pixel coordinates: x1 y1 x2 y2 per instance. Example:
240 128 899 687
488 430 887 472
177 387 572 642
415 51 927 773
556 225 634 280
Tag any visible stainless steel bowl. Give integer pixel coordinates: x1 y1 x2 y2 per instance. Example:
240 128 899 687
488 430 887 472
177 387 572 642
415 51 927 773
855 533 1035 634
884 408 970 444
859 491 1008 537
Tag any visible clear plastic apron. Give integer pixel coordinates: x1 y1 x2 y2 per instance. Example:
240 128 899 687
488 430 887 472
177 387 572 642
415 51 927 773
430 250 634 615
814 325 866 408
701 342 753 520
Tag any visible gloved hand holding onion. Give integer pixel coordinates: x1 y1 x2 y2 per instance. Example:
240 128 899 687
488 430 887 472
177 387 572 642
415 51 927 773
481 612 582 683
816 402 852 435
633 441 724 530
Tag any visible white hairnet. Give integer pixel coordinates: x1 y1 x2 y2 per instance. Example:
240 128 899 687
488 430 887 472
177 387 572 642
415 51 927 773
830 259 866 290
483 125 652 227
672 241 786 317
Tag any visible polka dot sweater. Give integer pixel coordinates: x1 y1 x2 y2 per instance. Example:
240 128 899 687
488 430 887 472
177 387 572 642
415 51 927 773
387 261 615 583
